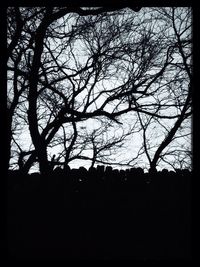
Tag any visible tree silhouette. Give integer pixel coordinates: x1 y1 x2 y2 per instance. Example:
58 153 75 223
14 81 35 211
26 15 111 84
130 8 192 172
7 7 192 174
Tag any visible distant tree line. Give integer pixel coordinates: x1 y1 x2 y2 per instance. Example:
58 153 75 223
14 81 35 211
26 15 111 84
8 164 192 195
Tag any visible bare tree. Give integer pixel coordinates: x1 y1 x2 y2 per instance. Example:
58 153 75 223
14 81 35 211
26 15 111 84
7 7 192 174
7 7 41 171
126 7 192 172
8 7 144 174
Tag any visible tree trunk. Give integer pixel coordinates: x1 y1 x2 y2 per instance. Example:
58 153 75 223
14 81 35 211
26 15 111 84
37 145 50 176
20 152 36 175
150 90 191 171
27 14 52 176
7 111 13 171
7 126 12 172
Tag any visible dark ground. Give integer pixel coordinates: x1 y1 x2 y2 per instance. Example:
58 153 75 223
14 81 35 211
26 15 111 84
6 167 191 260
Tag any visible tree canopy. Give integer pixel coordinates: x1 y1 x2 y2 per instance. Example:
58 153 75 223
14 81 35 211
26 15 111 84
7 7 192 174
